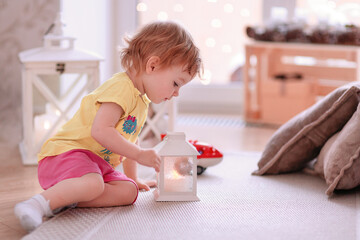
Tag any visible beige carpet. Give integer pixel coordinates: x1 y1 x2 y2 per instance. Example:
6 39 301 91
23 152 359 240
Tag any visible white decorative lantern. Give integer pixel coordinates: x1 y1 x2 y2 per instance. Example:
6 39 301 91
18 13 103 165
153 132 200 201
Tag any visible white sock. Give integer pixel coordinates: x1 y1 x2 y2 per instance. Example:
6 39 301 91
14 194 53 232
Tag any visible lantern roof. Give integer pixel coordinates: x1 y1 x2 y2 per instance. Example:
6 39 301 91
154 132 200 156
18 12 103 63
19 46 103 63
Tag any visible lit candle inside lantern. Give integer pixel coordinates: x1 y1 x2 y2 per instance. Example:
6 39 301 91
164 156 193 192
34 103 63 145
34 114 53 144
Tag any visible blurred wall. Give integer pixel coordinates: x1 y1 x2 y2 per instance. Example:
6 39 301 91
0 0 59 144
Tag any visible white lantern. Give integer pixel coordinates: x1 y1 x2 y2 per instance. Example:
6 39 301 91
153 132 200 201
18 13 103 165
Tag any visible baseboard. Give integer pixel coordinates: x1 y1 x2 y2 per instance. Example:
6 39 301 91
177 83 243 115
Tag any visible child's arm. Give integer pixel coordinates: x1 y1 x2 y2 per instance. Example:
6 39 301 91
91 102 160 172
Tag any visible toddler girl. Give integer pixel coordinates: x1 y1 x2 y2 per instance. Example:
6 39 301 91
15 21 202 232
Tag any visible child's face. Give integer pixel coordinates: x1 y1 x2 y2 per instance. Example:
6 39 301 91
144 64 192 104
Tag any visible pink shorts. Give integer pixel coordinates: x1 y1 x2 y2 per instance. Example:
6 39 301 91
38 149 138 202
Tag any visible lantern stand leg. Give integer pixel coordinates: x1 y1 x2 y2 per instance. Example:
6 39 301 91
20 70 35 165
139 102 168 142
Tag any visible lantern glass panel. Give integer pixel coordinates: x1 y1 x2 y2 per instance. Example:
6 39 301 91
58 73 88 111
33 75 60 115
164 156 194 192
32 73 89 149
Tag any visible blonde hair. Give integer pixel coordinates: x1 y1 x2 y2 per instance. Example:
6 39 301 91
120 21 202 79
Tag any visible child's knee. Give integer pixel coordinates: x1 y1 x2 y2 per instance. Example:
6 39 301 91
123 181 138 205
130 182 139 204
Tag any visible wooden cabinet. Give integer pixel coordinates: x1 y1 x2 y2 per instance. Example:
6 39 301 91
243 42 360 125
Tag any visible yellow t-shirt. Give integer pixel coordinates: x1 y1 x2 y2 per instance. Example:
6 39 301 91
38 72 150 168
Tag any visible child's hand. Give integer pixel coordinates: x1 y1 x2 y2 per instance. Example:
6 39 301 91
137 149 161 172
136 179 157 191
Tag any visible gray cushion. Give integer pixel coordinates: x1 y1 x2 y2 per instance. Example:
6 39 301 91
253 83 360 176
314 103 360 196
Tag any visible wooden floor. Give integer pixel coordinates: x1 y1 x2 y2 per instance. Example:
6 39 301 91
0 115 277 240
0 144 44 240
